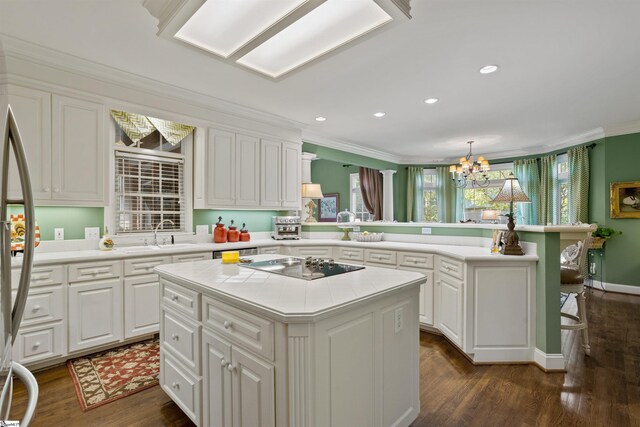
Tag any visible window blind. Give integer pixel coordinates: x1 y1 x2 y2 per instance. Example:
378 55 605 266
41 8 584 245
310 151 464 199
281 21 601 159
115 151 184 233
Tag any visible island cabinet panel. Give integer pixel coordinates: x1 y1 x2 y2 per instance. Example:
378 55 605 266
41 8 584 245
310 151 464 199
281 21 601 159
161 350 202 426
161 279 201 320
161 308 201 374
202 330 233 427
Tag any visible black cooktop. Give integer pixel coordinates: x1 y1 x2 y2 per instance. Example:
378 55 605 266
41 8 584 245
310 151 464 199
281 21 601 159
241 257 364 281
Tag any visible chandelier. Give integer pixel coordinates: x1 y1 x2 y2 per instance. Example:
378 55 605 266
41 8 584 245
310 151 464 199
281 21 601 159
449 141 491 188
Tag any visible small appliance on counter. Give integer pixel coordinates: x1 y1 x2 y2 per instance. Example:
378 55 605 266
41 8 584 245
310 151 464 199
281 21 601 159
213 216 227 243
271 216 301 240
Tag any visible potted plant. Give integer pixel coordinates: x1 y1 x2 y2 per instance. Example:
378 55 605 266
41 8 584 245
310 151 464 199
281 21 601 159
591 225 622 248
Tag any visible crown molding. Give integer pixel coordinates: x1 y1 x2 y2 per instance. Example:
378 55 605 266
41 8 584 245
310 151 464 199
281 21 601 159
603 119 640 137
0 34 306 132
302 131 403 164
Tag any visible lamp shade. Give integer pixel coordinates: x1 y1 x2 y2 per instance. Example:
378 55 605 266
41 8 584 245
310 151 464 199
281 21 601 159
492 174 530 203
481 209 499 221
301 183 323 198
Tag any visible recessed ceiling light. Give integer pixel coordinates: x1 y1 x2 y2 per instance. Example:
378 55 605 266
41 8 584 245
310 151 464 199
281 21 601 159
424 98 439 104
373 112 386 118
479 64 499 74
315 116 327 122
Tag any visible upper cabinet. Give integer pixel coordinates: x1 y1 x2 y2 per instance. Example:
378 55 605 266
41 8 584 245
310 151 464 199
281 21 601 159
198 127 300 210
6 86 107 206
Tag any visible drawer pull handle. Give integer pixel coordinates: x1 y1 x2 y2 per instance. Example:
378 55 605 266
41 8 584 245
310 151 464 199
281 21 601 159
32 305 41 312
223 320 232 330
220 358 229 367
31 275 47 281
171 295 179 302
171 334 179 341
172 381 180 390
33 342 41 348
227 364 236 373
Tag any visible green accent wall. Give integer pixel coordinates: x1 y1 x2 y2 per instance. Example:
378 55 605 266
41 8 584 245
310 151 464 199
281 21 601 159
7 206 104 240
193 210 284 233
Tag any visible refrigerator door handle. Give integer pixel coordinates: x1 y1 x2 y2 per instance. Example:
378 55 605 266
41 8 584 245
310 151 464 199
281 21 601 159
2 106 36 342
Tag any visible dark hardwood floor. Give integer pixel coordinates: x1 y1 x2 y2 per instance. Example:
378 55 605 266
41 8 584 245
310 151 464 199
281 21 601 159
9 288 639 426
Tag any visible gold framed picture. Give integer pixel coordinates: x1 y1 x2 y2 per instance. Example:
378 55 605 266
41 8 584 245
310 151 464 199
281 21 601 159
610 181 640 218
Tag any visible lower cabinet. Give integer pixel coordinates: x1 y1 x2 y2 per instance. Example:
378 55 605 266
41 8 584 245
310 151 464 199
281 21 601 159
289 246 333 259
436 263 464 347
202 329 275 427
258 246 280 255
398 266 434 327
68 279 123 352
124 275 160 338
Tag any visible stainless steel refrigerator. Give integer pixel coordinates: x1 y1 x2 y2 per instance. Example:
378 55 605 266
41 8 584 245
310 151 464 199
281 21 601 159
0 106 39 425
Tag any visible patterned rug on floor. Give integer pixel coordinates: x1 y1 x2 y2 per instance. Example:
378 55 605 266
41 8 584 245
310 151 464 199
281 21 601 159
67 337 160 411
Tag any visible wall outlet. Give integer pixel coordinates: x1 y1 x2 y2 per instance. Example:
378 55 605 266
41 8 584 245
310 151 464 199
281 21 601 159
394 307 403 333
421 227 432 235
54 228 64 241
196 224 209 235
85 227 100 240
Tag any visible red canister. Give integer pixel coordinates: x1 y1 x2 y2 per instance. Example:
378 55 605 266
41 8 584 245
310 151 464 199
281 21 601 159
239 223 251 242
227 220 240 243
213 216 227 243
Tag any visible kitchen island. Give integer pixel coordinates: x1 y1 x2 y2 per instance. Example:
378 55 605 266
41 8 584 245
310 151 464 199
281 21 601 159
154 255 426 427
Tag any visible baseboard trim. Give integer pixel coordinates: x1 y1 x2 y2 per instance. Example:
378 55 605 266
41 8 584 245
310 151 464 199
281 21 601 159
533 348 565 372
587 280 640 295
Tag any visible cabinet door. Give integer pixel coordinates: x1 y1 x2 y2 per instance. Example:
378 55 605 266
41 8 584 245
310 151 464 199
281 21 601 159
203 330 233 427
231 346 275 427
281 142 301 208
6 86 52 201
234 134 260 206
124 275 160 338
68 279 123 352
437 274 463 347
51 94 105 203
260 140 281 207
207 128 236 206
398 266 434 327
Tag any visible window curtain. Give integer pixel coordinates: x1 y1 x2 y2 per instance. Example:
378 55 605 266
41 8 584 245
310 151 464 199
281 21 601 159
513 158 540 225
406 167 424 222
436 167 456 222
358 167 383 221
539 154 557 225
568 146 590 223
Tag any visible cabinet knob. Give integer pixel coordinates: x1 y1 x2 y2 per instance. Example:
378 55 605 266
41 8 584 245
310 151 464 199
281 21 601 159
32 305 41 312
171 334 179 341
33 342 40 348
43 187 50 192
171 381 180 390
227 364 236 373
220 358 229 367
171 295 179 302
223 320 232 330
53 187 60 193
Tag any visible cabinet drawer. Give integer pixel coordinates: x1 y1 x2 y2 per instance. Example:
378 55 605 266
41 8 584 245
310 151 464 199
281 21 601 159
124 256 171 276
398 252 434 269
14 322 65 364
171 253 211 264
161 351 201 426
292 246 333 259
337 247 364 262
258 247 280 255
13 286 65 327
161 279 200 320
203 296 274 361
161 309 201 374
68 260 121 283
12 265 64 289
364 249 397 266
439 257 464 281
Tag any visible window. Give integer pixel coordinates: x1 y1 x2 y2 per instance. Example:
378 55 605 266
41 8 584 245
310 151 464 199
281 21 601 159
350 173 374 222
557 154 569 224
422 169 437 222
462 163 515 223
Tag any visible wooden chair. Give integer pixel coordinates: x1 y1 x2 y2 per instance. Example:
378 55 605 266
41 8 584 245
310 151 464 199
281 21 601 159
560 236 592 356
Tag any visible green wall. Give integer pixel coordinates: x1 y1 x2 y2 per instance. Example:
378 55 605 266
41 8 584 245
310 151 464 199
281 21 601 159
7 206 104 240
193 209 284 233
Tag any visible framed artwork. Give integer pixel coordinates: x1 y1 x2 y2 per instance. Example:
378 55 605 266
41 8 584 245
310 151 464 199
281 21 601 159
610 181 640 218
318 193 339 222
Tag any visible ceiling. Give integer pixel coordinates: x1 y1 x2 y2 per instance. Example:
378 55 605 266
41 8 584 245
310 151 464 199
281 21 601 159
1 0 640 164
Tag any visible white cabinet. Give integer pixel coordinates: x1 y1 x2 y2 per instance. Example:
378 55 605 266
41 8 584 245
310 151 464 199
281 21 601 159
436 256 464 347
205 128 260 208
258 247 280 255
51 94 106 204
68 278 123 352
6 85 52 201
124 275 160 338
202 330 275 427
260 139 301 209
290 246 333 259
398 265 435 327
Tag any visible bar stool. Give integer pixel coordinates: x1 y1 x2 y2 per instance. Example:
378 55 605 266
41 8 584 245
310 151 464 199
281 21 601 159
560 236 592 356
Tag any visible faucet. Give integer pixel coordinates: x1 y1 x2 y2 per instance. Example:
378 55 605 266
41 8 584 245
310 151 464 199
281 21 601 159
154 219 175 246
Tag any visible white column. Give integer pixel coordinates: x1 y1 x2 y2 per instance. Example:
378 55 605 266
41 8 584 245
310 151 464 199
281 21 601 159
380 170 396 222
301 152 318 222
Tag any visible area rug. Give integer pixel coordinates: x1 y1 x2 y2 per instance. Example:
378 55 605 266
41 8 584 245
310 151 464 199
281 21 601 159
67 337 160 411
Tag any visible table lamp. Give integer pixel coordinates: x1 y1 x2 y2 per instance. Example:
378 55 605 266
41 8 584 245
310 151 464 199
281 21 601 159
301 183 323 223
481 209 499 223
492 173 530 255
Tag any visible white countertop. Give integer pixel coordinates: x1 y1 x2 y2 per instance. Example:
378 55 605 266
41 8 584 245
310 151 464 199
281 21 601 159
11 237 539 267
155 255 426 322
